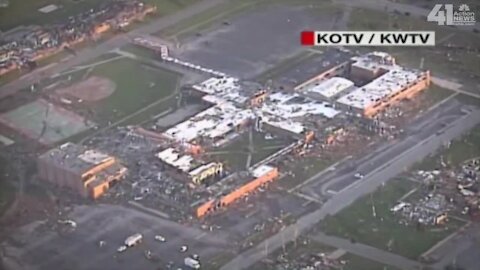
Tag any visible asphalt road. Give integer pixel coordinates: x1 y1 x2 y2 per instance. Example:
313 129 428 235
0 0 229 99
316 98 466 196
430 223 480 270
220 106 480 270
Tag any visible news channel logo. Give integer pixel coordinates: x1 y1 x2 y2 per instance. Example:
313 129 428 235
427 4 476 26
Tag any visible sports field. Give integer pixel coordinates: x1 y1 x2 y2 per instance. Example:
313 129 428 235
49 56 181 126
0 99 94 145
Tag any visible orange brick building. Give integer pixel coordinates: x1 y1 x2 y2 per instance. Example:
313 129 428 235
37 142 127 199
196 165 279 218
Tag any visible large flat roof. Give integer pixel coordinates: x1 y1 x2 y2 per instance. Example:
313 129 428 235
162 102 255 142
259 92 340 134
157 147 195 172
38 142 114 175
304 76 355 98
336 67 424 110
193 77 261 105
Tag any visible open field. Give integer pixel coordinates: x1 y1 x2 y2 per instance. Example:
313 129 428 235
321 178 465 259
0 157 14 218
420 85 455 107
279 156 333 190
413 125 480 171
0 0 195 31
206 130 292 171
0 179 15 217
342 253 400 270
49 56 181 126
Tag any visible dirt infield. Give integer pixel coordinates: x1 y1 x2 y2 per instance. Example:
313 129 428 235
55 76 116 102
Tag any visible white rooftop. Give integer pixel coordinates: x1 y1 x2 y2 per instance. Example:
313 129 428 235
261 92 340 119
351 51 396 72
336 68 423 109
305 77 355 98
156 147 194 172
193 77 249 104
163 102 254 142
252 164 276 178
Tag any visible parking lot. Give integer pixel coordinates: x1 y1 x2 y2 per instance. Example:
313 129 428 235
1 204 231 270
176 4 340 79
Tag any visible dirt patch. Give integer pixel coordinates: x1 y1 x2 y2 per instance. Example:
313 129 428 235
55 76 116 102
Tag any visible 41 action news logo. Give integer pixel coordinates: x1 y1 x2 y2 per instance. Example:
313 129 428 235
427 4 476 26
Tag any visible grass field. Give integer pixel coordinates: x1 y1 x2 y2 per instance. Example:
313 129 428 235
206 130 292 171
0 0 195 31
342 253 400 270
420 84 455 107
51 56 181 126
279 155 334 190
321 178 464 259
413 126 480 171
0 156 14 217
0 180 13 217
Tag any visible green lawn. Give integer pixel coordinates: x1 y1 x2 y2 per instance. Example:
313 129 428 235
412 126 480 171
279 156 333 190
342 253 400 270
0 156 14 217
206 131 292 171
0 181 14 217
420 84 455 105
321 178 464 259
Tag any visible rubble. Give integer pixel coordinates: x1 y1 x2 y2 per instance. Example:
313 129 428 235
0 0 156 76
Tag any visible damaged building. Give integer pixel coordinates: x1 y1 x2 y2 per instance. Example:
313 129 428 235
37 142 127 199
